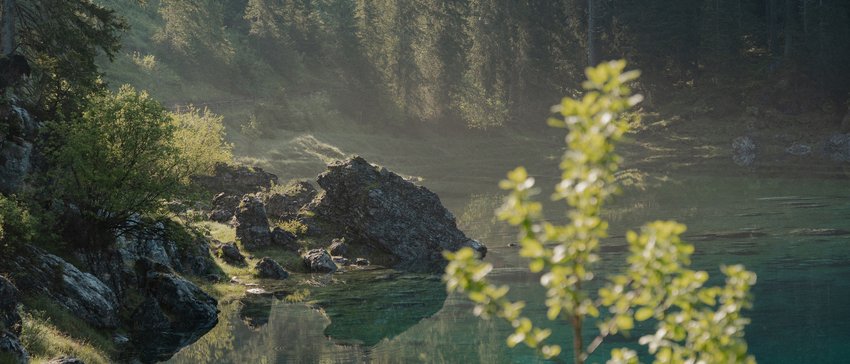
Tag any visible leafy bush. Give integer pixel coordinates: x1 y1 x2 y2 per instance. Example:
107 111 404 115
47 85 188 248
171 106 233 177
444 61 756 364
0 195 35 250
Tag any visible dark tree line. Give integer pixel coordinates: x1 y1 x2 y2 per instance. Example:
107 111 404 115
112 0 850 128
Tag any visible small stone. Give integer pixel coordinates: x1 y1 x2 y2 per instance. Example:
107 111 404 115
332 256 350 266
302 249 338 273
354 258 370 266
328 238 348 256
254 257 289 280
216 242 246 266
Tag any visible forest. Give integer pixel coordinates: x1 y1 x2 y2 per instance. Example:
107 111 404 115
0 0 850 363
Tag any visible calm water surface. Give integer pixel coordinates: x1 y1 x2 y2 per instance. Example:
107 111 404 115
167 138 850 363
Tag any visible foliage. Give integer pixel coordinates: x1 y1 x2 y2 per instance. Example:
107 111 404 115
276 219 308 237
171 105 234 177
47 85 187 248
15 0 126 117
444 61 757 363
0 195 34 250
19 296 113 364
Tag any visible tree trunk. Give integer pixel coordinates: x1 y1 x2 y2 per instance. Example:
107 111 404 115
587 0 596 66
1 0 14 56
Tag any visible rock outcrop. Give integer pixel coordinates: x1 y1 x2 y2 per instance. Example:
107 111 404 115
305 157 486 271
191 163 278 196
1 246 119 328
129 271 218 363
254 258 289 280
235 196 272 249
0 330 27 364
0 277 21 336
302 249 337 273
262 181 317 220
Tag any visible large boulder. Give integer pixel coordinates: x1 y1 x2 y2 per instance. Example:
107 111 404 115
191 163 278 196
235 196 272 249
328 238 349 257
136 272 218 333
0 277 21 336
1 246 119 328
129 271 218 363
254 258 289 280
0 331 27 364
262 181 317 220
302 249 337 273
305 157 486 271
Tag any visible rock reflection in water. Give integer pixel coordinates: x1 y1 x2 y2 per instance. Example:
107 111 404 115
166 270 449 363
310 271 447 347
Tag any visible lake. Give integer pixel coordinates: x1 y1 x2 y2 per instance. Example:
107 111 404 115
166 131 850 363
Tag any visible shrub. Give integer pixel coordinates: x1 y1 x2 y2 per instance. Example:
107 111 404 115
0 195 35 251
444 61 756 364
171 106 233 177
47 85 188 248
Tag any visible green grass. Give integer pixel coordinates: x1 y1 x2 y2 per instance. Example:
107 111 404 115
18 296 114 364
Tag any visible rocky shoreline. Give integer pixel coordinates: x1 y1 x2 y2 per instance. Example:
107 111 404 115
0 156 487 363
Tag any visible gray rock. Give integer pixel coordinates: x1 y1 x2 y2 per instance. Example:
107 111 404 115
305 157 486 271
47 356 85 364
142 272 218 333
328 238 349 257
208 193 240 223
129 273 218 363
732 136 756 166
0 331 27 364
254 258 289 280
215 242 246 266
332 257 350 266
302 249 337 273
191 163 278 196
354 258 370 266
0 277 21 336
235 196 272 249
271 228 298 251
262 181 317 220
1 246 119 328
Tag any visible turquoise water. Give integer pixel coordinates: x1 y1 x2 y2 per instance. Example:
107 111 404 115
166 144 850 363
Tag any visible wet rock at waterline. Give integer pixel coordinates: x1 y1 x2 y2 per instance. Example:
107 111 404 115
216 242 246 266
305 156 487 271
130 272 218 363
0 330 28 364
0 277 21 336
732 136 756 166
191 163 278 196
235 196 272 249
262 180 317 220
302 249 338 273
0 245 119 328
255 257 289 280
354 258 370 266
